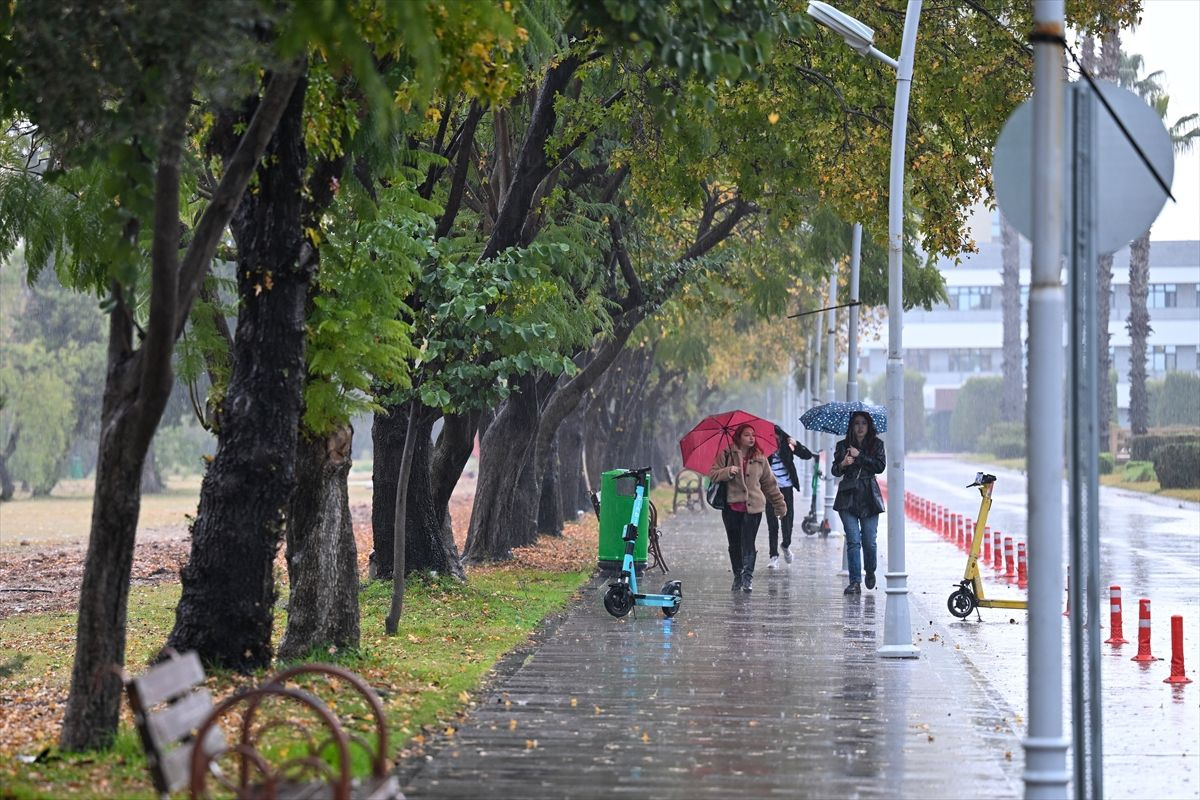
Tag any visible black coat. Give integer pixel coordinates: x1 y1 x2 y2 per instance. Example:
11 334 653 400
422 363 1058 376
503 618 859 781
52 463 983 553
772 426 813 489
831 437 886 518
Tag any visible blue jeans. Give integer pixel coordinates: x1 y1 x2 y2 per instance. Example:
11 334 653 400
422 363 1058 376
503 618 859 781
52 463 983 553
839 512 878 584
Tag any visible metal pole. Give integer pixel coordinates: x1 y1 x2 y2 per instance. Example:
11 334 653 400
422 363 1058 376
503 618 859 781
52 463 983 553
1067 81 1104 800
879 0 922 660
812 317 824 500
1025 2 1069 797
823 268 838 531
847 222 862 404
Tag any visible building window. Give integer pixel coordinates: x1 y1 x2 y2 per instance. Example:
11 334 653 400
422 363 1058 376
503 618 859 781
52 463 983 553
946 286 994 310
909 351 931 371
1151 345 1176 372
1148 284 1177 308
948 349 993 372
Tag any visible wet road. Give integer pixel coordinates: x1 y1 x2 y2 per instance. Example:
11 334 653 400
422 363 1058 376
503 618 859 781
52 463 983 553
899 455 1200 799
399 498 1025 799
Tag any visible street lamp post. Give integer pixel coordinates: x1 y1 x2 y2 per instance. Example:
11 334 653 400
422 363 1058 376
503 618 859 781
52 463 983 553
807 1 922 658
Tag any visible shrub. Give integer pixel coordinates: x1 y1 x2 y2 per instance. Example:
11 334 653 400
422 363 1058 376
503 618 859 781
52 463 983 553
1151 442 1200 489
1098 452 1114 475
1122 460 1156 483
978 421 1025 459
948 376 1003 452
1152 373 1200 428
1131 429 1200 461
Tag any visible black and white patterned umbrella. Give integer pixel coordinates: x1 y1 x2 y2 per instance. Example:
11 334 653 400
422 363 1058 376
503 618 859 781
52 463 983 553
800 401 888 436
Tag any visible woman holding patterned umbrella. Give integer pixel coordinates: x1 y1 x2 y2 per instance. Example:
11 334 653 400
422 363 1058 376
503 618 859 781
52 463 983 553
708 423 787 594
831 411 886 595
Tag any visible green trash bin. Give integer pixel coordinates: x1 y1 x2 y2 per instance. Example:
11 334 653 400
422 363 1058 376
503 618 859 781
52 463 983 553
597 468 650 572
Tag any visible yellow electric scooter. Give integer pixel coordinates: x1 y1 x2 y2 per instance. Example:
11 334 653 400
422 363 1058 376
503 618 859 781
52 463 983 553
946 472 1028 619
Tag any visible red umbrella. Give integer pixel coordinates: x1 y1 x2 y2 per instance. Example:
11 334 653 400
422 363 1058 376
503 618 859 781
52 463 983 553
679 410 778 473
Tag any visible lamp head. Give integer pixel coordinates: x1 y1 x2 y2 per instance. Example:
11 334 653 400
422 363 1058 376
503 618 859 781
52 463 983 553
806 1 876 55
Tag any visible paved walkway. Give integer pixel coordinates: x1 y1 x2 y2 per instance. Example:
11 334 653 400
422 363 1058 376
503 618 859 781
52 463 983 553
397 504 1025 799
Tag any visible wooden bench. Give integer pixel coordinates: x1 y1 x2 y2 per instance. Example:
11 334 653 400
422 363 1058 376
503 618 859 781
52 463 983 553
125 650 402 799
672 469 705 513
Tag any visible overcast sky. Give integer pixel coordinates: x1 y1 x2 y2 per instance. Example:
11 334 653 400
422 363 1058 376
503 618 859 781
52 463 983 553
1125 0 1200 242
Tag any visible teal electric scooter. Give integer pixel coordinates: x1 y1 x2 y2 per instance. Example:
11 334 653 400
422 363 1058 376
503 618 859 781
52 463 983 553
603 467 683 619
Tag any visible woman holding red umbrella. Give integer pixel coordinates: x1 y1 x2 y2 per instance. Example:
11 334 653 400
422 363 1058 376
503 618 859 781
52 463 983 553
708 423 787 593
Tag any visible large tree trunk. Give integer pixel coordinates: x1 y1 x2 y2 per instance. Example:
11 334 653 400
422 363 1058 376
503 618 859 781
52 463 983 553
370 403 405 579
168 74 311 672
59 64 301 752
59 345 154 750
371 404 466 579
536 436 564 537
555 406 588 519
278 426 359 661
1127 232 1152 435
462 375 538 563
140 442 165 494
1000 215 1024 423
0 424 19 501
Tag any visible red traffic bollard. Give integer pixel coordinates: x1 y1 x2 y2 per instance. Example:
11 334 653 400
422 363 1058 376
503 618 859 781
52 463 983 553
1132 599 1159 662
1104 586 1128 645
1164 615 1192 684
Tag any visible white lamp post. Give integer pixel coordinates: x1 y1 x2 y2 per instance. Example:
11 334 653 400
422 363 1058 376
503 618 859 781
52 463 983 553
807 0 922 658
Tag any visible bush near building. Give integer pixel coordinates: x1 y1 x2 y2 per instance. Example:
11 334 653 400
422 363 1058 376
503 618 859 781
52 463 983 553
1098 452 1115 475
1130 429 1200 461
947 376 1003 452
1151 442 1200 489
1149 373 1200 428
978 421 1025 459
1122 460 1157 483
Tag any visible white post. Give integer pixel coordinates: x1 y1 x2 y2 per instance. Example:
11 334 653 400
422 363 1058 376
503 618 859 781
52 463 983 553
847 222 862 404
878 0 922 660
1025 2 1069 797
823 269 839 531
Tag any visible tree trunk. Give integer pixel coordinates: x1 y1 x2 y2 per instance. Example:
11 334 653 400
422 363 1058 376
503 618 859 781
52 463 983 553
1000 214 1024 423
59 62 301 752
167 75 310 672
371 404 466 579
370 403 405 579
536 435 564 536
1127 233 1152 435
403 412 465 578
140 442 165 494
0 424 19 501
59 366 150 750
277 426 359 660
555 406 588 519
385 401 418 634
462 375 538 563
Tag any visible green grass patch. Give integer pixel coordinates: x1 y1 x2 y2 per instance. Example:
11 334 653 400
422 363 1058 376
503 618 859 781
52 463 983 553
0 565 592 798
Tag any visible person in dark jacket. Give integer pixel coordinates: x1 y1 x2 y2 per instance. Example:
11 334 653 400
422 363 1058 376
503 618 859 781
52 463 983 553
831 411 886 595
766 424 814 568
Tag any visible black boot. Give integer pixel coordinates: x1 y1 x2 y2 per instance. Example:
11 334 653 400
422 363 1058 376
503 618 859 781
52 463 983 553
731 573 743 591
741 572 753 593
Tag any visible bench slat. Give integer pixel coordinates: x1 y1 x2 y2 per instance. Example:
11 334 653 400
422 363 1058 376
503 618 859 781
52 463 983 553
158 725 224 794
145 688 213 748
133 652 206 708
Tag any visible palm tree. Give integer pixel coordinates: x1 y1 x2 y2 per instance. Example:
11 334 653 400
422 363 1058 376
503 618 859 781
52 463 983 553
1095 32 1118 448
1118 51 1200 434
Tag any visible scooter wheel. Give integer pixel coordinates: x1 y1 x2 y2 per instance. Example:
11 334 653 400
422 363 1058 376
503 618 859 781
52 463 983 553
604 584 634 618
661 581 683 618
947 587 976 619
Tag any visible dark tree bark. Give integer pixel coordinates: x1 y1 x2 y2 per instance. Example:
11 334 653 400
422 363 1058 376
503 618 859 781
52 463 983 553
278 426 359 661
385 401 418 633
536 435 564 537
462 374 539 563
370 403 407 579
1127 233 1152 435
167 72 311 672
371 404 466 579
555 405 588 519
0 424 20 501
60 63 301 751
999 215 1023 423
140 442 165 494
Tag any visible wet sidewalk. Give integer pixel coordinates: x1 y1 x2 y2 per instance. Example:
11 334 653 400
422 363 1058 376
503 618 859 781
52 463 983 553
397 505 1024 799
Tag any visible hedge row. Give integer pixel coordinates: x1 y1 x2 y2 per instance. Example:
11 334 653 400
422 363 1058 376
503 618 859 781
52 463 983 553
1151 442 1200 489
1131 429 1200 461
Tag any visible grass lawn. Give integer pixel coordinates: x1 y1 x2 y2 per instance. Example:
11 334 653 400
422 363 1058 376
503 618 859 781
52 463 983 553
960 454 1200 504
0 483 675 798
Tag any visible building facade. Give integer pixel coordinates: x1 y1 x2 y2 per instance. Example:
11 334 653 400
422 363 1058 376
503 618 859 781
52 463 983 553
853 233 1200 428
